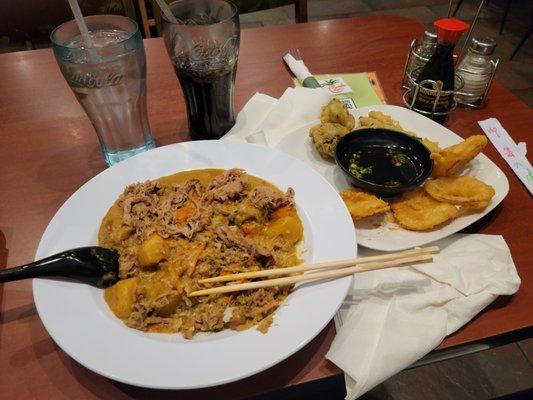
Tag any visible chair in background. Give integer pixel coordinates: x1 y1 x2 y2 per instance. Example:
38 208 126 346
452 0 512 34
232 0 308 23
140 0 307 38
510 26 531 60
452 0 532 60
133 0 154 38
0 0 137 51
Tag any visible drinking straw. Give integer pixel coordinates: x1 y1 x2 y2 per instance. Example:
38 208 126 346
66 0 118 138
67 0 95 48
154 0 179 23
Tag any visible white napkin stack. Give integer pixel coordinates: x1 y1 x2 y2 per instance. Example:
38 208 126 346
328 233 520 399
224 90 521 400
225 87 329 146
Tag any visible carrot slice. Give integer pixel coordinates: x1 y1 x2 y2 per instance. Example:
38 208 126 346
271 204 293 219
175 203 196 221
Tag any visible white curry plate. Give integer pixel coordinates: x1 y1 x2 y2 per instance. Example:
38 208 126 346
33 140 356 389
275 104 509 251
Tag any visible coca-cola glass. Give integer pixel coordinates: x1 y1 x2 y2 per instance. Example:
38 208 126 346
162 0 240 140
51 15 155 166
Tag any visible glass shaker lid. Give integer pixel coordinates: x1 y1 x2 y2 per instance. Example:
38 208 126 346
470 37 497 55
422 30 437 43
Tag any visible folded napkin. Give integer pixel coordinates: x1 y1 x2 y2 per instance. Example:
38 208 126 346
225 87 329 147
283 53 314 84
225 92 521 400
328 233 520 399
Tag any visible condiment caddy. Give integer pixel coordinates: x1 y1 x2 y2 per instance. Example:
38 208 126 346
402 37 500 113
401 0 500 121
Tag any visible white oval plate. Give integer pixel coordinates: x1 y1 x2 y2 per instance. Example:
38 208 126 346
275 104 509 251
33 140 356 389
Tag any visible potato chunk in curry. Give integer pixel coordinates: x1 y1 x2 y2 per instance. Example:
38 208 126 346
104 277 139 318
138 234 168 268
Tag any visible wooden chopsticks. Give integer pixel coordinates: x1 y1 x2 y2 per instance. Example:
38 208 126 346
188 246 439 297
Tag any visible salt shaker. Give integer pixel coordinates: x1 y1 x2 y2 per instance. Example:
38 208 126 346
407 30 437 80
456 37 497 104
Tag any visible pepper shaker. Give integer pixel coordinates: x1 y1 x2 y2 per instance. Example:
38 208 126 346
406 30 438 81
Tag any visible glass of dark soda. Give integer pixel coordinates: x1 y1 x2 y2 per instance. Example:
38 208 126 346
162 0 240 140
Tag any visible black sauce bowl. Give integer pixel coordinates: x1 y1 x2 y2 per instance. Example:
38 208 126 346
335 128 433 196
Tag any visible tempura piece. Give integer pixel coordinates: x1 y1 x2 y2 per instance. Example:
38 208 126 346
309 122 349 159
424 176 495 209
391 189 459 231
340 188 390 220
431 135 488 177
357 111 441 155
321 99 355 130
358 111 418 137
359 111 402 130
461 200 491 210
421 138 441 154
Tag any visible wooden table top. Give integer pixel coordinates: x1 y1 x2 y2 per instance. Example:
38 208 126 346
0 15 532 399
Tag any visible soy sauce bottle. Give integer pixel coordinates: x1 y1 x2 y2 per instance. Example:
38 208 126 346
413 18 469 122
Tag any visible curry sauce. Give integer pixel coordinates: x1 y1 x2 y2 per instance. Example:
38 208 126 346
99 169 303 338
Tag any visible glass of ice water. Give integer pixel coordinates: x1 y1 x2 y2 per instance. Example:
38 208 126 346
51 15 155 166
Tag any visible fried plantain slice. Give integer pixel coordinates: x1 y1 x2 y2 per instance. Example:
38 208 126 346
391 188 459 231
461 199 491 210
431 135 488 177
424 176 495 206
340 188 390 220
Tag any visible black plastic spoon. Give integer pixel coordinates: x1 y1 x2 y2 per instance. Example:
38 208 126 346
0 247 119 288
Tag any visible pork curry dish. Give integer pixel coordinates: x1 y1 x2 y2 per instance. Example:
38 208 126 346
99 169 304 338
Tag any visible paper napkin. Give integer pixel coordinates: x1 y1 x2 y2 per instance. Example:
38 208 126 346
225 87 329 147
327 233 520 399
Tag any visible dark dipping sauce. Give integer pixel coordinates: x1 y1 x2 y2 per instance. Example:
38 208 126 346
335 128 433 196
348 147 419 187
